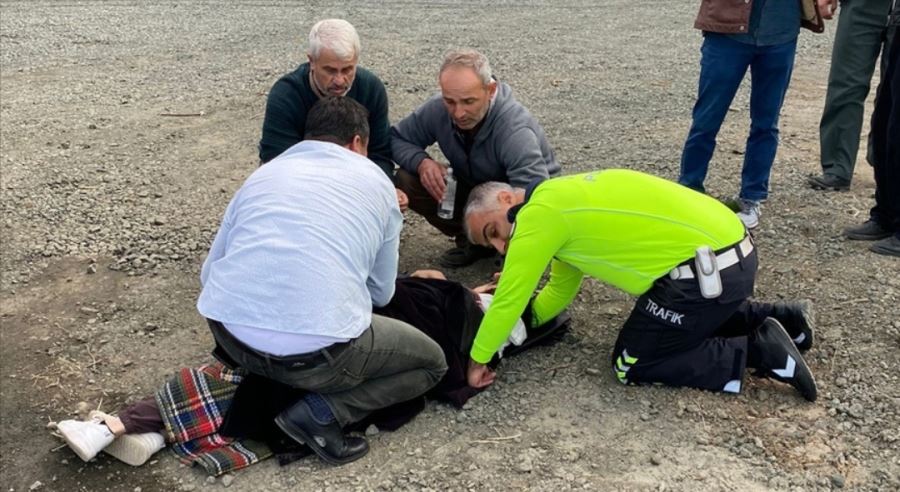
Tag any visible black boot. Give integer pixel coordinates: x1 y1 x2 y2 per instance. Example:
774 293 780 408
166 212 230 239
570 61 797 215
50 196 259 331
750 318 817 402
274 400 369 466
770 300 815 352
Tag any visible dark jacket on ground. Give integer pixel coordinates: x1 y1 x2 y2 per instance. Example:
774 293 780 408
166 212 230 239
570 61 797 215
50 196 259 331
258 63 393 178
390 81 560 188
218 277 570 448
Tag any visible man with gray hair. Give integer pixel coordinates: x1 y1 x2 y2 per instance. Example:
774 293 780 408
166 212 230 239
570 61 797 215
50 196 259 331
259 19 407 208
392 48 560 267
461 171 818 402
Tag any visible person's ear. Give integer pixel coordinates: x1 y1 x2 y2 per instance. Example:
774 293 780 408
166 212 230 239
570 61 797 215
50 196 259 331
487 80 498 97
307 53 315 67
497 190 513 205
349 135 368 157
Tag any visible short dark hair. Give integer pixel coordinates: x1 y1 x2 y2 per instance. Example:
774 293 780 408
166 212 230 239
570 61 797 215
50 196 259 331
304 96 370 146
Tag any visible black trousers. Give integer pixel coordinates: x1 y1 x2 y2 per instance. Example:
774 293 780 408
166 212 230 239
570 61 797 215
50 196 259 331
869 27 900 236
612 242 774 393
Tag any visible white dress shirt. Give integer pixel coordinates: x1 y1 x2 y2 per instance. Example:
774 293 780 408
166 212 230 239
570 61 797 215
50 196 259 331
197 140 402 355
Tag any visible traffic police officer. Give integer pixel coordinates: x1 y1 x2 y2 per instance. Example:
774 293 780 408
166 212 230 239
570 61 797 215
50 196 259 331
462 169 817 401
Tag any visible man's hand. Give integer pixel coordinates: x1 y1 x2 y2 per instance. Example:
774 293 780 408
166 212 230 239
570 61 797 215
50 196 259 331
817 0 838 19
467 358 496 388
410 269 446 280
418 158 448 203
396 188 409 212
472 281 498 295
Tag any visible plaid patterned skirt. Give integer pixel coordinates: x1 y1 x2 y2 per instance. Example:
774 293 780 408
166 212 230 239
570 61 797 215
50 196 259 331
155 364 272 476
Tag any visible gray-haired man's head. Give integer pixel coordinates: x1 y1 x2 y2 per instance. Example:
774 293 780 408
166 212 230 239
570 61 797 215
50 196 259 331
438 48 497 130
307 19 360 97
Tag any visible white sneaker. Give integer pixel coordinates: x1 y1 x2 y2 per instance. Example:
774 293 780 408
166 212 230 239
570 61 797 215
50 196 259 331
88 409 166 466
736 199 761 229
56 419 115 462
103 432 166 466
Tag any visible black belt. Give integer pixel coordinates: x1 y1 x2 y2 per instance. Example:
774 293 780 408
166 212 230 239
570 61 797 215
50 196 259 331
207 319 354 369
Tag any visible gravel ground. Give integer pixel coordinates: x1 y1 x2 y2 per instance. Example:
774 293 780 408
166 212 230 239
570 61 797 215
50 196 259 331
2 1 899 491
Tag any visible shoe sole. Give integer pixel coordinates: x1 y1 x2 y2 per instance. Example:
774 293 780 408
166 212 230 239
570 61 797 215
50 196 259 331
809 184 850 191
274 414 367 466
762 318 817 402
870 242 900 257
807 177 850 191
846 232 892 241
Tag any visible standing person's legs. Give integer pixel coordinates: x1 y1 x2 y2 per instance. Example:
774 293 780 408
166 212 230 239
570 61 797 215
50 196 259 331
739 39 797 202
869 30 900 256
679 35 753 193
819 0 893 183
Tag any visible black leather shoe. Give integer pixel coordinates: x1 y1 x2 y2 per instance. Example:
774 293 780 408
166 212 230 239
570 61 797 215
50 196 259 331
771 300 814 352
274 400 369 466
751 318 817 402
870 235 900 257
844 220 892 240
807 173 850 191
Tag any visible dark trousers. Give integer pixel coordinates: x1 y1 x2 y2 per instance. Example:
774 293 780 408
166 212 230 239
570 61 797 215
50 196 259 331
611 243 773 393
869 27 900 236
819 0 895 180
118 397 165 434
208 316 448 427
396 168 473 238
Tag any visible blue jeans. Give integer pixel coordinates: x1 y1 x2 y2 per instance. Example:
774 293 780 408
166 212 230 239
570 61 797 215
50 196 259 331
679 34 797 201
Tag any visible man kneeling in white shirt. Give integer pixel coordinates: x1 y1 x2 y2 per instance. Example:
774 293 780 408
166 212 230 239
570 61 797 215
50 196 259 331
197 97 448 466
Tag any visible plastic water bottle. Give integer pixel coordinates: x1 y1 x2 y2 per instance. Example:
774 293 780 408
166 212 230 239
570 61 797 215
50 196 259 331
437 168 457 220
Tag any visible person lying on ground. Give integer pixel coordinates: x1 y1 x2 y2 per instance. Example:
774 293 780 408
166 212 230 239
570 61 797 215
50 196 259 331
51 272 570 474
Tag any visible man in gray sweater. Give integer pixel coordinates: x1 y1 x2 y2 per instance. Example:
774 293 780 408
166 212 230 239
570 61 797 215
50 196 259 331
392 49 560 267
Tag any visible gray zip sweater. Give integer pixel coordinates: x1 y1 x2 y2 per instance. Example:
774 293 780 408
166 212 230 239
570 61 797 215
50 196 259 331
391 82 560 187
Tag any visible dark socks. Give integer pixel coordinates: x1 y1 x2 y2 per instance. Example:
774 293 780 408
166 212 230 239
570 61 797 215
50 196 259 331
303 393 335 424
